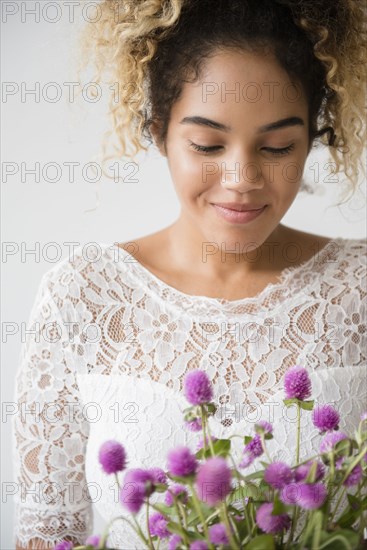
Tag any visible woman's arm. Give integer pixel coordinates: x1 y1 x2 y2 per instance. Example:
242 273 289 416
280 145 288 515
12 270 93 548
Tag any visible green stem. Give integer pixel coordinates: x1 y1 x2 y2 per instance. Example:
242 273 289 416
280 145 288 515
201 406 208 454
172 495 190 546
260 433 272 463
330 486 347 524
296 402 301 466
220 501 240 549
201 405 216 456
188 480 215 549
132 514 152 548
146 499 155 550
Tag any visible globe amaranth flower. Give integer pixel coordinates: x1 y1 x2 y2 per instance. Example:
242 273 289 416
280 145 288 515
255 420 273 435
256 502 291 534
167 446 198 477
209 522 229 544
319 431 349 454
164 484 189 506
168 534 182 550
184 370 213 405
196 435 218 451
124 468 155 496
264 462 293 489
196 457 232 506
85 535 101 547
284 366 312 401
148 467 167 485
184 417 203 432
98 440 126 475
119 481 146 514
119 469 155 514
190 542 209 550
149 512 171 539
312 404 340 432
295 460 325 482
239 434 264 468
343 464 363 487
54 542 73 550
280 482 327 509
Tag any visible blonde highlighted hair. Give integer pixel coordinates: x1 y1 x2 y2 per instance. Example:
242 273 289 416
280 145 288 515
77 0 367 205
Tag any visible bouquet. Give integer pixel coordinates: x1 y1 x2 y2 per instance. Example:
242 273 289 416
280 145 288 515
54 365 367 549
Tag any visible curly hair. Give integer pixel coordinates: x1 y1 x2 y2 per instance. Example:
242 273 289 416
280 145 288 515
77 0 366 206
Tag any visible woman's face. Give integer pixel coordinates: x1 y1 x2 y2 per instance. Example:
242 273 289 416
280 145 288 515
155 47 310 251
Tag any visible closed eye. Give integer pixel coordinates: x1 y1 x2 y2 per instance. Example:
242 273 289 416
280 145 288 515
188 141 295 156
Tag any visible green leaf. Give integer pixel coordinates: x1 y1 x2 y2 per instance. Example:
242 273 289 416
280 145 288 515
205 403 217 414
346 493 361 510
334 439 353 456
337 508 360 528
244 534 275 549
317 528 360 549
244 435 253 445
195 438 231 459
152 502 173 515
283 398 298 407
166 521 187 537
229 482 261 504
272 492 287 515
299 399 314 411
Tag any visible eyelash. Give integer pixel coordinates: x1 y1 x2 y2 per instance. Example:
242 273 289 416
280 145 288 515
189 141 295 156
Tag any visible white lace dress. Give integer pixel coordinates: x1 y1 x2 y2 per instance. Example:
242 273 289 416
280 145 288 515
12 237 367 549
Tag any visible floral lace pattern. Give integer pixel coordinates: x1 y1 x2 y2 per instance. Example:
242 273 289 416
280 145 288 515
12 237 366 548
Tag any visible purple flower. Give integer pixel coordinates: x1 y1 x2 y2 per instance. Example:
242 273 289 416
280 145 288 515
119 481 146 514
184 417 203 432
209 523 229 544
280 482 327 509
148 467 167 485
196 457 232 506
284 366 312 401
312 405 340 432
98 440 126 475
85 535 101 547
190 542 209 549
124 468 155 496
196 435 218 451
295 461 325 482
343 464 363 487
184 370 213 405
239 434 263 468
360 412 367 421
149 512 171 539
54 542 73 550
164 484 189 506
255 421 273 435
320 431 348 454
168 534 182 549
256 503 291 534
264 462 293 489
167 446 198 477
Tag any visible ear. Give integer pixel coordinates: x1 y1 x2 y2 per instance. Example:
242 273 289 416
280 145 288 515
150 121 167 157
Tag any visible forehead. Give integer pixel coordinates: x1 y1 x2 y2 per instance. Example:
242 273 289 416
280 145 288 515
171 48 308 125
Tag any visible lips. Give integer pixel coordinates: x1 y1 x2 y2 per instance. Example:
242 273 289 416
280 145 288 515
211 203 267 212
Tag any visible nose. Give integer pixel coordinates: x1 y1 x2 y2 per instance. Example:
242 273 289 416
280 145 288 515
219 153 265 193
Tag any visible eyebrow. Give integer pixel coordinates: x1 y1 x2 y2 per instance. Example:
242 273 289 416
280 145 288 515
179 115 305 133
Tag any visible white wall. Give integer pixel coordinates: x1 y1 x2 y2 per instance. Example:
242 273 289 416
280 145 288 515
2 2 366 549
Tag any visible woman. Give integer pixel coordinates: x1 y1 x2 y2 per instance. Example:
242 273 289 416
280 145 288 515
13 0 366 548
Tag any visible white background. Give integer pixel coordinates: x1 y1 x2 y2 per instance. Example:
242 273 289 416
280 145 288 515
1 1 366 549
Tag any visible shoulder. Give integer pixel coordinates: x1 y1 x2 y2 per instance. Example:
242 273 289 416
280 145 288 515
36 242 125 306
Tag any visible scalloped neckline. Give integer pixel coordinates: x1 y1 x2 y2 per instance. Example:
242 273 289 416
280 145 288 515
107 237 344 306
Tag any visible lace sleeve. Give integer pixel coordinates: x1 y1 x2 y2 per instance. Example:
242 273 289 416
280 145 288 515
12 271 93 548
